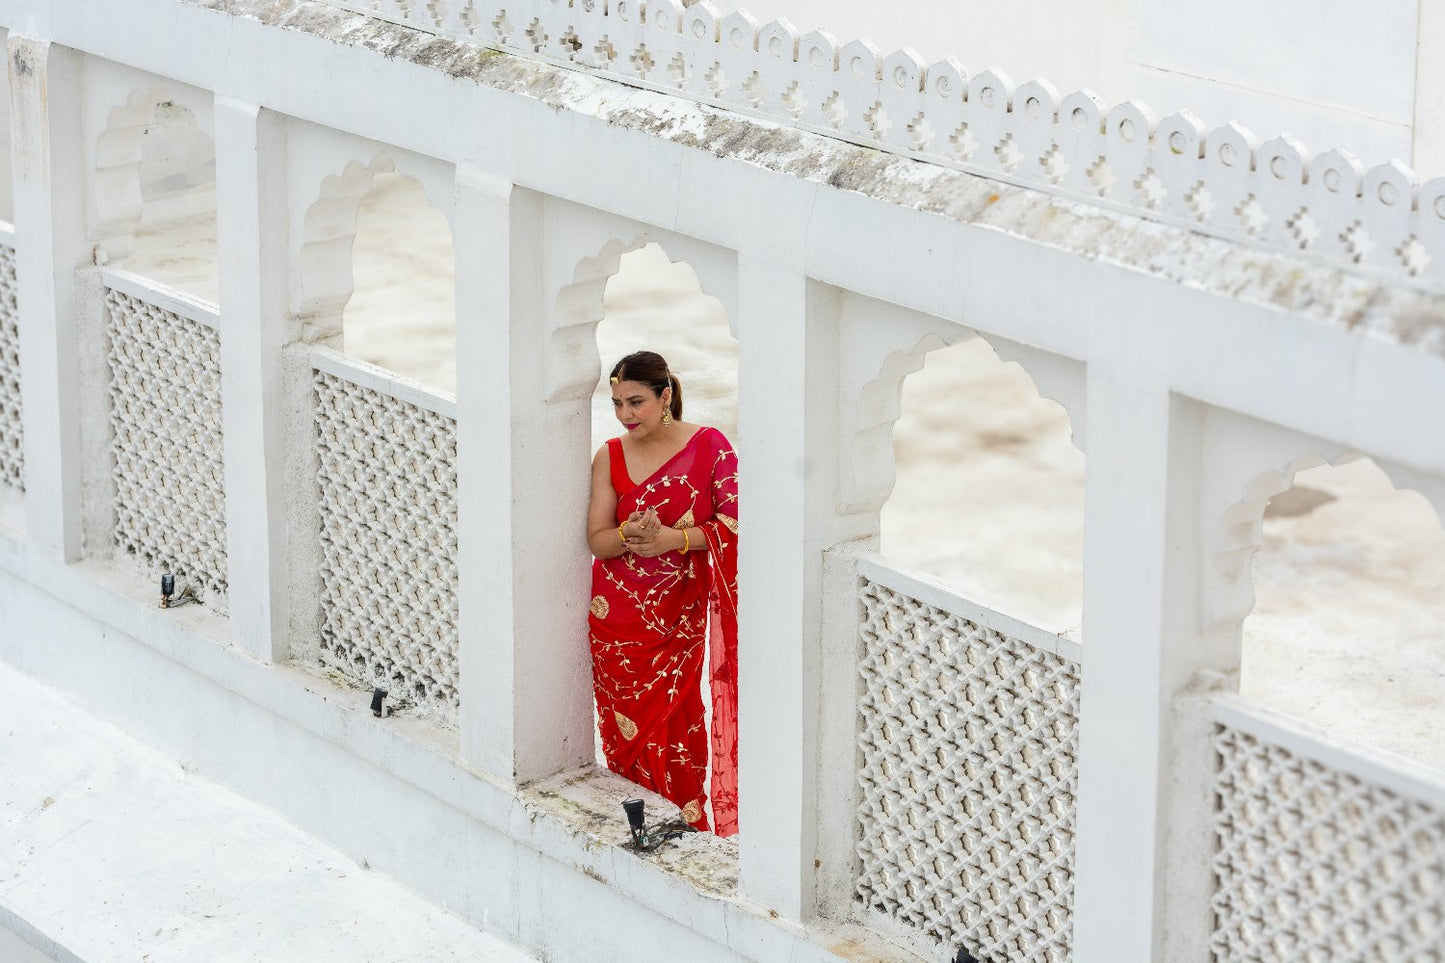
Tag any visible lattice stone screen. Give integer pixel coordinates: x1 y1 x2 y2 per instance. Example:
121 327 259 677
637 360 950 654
0 243 22 491
1212 724 1445 962
313 369 459 714
856 576 1079 962
105 288 228 608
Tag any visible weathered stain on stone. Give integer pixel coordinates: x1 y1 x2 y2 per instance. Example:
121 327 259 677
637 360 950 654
1339 285 1391 331
1389 302 1445 349
521 766 743 898
576 863 608 885
187 0 1445 352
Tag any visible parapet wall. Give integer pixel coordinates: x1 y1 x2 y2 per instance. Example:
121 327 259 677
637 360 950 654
321 0 1445 293
0 1 1443 961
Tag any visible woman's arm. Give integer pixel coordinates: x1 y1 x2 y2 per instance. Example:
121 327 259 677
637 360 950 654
625 524 707 557
586 447 630 560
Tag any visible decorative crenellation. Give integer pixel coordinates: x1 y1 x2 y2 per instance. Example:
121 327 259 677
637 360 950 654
313 367 460 716
105 288 228 609
320 0 1445 292
856 574 1079 962
0 242 22 492
1212 723 1445 962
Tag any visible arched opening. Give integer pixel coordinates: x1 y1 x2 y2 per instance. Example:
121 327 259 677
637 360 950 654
881 336 1084 635
588 241 739 834
297 159 456 395
591 243 737 449
96 83 217 302
852 331 1085 954
340 170 456 392
1242 457 1445 768
90 79 226 612
296 155 459 723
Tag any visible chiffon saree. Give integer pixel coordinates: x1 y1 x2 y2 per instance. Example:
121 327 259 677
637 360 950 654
588 426 739 836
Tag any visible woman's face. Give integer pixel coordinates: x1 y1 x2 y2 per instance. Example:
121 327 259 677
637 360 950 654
612 380 671 438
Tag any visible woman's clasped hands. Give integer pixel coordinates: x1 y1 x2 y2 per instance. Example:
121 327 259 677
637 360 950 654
622 508 678 558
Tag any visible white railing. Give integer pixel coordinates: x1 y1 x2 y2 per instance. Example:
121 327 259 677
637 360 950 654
0 225 20 493
323 0 1445 292
102 269 228 612
1210 694 1445 963
310 347 460 719
853 553 1080 962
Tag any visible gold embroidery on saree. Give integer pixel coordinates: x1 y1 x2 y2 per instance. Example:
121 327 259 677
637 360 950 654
590 595 610 619
717 513 738 534
614 711 639 741
681 799 703 824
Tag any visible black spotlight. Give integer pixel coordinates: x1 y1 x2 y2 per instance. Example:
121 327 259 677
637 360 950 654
160 573 176 608
370 687 388 717
622 797 646 846
955 948 982 963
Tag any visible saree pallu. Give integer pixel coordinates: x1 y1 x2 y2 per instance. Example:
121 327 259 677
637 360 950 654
588 426 739 836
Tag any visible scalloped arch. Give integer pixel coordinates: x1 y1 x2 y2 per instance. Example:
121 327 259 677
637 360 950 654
842 328 1082 516
546 234 733 404
842 330 951 515
92 81 213 264
295 153 455 346
1207 451 1445 641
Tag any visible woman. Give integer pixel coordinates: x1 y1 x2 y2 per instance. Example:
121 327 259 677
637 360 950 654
586 351 739 836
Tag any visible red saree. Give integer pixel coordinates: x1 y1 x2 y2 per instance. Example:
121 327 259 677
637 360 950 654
589 427 739 836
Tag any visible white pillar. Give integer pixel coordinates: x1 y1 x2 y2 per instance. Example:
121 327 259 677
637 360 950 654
735 256 838 919
1072 365 1218 961
9 37 88 561
454 170 594 784
214 97 293 662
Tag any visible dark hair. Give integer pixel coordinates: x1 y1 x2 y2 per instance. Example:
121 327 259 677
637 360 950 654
610 351 682 421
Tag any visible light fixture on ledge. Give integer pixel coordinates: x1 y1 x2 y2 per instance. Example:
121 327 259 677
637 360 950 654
370 687 389 717
158 573 199 609
623 797 647 848
619 797 697 852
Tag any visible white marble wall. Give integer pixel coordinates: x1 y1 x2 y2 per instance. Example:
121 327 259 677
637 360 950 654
1 1 1444 961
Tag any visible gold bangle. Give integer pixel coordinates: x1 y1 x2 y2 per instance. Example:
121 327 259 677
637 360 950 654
679 528 690 555
618 522 628 546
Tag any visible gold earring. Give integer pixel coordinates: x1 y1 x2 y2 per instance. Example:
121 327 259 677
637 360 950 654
661 410 673 427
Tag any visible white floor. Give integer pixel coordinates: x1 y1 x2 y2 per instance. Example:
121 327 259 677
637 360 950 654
0 661 535 963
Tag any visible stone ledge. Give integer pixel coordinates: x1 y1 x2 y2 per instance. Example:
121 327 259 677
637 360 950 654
0 532 924 962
